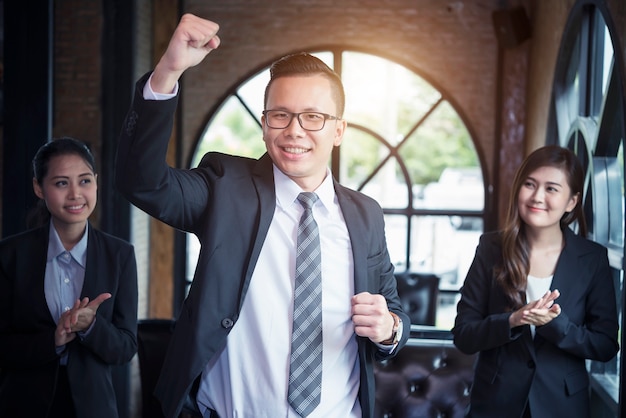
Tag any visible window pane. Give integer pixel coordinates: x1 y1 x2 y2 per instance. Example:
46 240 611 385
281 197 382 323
384 214 408 271
342 51 441 145
399 101 481 193
409 215 481 292
358 157 410 208
340 128 394 193
194 96 264 167
237 69 269 118
609 143 624 247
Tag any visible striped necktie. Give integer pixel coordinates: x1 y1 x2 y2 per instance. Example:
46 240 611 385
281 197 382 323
288 192 323 417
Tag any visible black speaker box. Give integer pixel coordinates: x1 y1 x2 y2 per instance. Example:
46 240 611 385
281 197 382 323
492 6 531 49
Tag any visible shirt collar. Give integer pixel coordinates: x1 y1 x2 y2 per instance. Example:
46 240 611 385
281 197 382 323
46 222 89 268
273 165 335 211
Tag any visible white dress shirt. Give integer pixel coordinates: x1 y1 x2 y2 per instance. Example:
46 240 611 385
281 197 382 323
196 167 361 418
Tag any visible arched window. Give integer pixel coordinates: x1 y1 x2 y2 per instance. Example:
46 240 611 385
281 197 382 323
548 2 625 414
187 51 485 329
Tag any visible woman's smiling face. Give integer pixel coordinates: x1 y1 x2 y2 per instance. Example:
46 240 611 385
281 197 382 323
33 153 97 230
517 165 578 232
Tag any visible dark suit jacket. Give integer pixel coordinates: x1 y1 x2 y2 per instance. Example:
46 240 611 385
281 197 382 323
0 223 138 418
452 229 619 418
116 73 410 418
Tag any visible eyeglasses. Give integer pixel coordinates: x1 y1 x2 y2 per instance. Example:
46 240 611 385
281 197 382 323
263 110 341 131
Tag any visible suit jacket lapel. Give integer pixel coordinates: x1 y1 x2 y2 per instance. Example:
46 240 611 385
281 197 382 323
549 228 581 311
249 153 276 261
334 182 369 294
237 154 276 308
82 223 100 298
28 226 55 324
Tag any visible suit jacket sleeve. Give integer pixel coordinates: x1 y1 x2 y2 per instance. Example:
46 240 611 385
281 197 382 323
452 232 520 354
75 227 138 365
115 72 210 233
535 232 619 362
0 227 59 368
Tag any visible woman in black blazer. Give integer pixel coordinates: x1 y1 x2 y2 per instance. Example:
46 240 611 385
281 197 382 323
0 138 138 418
453 145 619 418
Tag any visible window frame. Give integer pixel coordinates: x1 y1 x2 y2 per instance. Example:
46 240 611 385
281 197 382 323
547 1 626 414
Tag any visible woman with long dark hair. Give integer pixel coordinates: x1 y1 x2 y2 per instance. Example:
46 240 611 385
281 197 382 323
453 145 619 418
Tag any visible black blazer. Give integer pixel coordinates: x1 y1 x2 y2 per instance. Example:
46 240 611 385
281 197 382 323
453 229 619 418
116 73 410 418
0 223 138 418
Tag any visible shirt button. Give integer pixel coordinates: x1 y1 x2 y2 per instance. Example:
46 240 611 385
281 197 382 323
64 306 71 312
64 277 70 284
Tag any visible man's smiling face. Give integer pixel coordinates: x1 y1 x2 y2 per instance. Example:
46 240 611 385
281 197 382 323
262 74 346 192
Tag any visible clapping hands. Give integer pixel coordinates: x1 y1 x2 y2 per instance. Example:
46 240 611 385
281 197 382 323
509 289 561 328
54 292 112 347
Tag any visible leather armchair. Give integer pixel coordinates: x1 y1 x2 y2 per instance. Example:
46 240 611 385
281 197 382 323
395 272 440 326
374 327 475 418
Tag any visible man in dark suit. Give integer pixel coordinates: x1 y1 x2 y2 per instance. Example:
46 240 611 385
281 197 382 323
116 13 409 418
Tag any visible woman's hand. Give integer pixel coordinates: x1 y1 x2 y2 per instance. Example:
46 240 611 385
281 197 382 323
54 293 112 346
509 289 561 328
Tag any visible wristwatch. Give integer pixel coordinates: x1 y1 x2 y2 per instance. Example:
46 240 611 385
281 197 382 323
380 311 402 345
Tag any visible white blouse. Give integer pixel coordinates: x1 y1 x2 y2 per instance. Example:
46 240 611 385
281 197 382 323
526 274 554 337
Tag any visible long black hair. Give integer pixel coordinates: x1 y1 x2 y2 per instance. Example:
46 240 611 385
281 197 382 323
495 145 586 309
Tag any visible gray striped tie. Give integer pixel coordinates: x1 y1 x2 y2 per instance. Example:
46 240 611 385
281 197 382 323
288 192 322 417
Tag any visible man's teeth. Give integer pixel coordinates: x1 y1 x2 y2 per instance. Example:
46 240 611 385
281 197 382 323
284 147 308 154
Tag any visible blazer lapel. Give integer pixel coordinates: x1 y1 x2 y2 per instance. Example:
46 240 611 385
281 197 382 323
82 223 100 298
27 227 55 324
238 154 277 308
549 228 581 311
249 153 276 262
334 183 369 294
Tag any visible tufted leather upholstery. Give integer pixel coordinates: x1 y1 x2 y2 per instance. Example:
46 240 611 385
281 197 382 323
374 327 476 418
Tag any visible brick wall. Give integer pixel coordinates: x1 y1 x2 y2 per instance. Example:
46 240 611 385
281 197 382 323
48 0 597 227
47 0 626 229
181 0 502 179
53 0 103 223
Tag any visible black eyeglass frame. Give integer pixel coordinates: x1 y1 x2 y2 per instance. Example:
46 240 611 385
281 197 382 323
262 110 341 131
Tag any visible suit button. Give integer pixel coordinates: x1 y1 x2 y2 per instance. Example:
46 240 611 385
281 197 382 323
221 318 234 329
527 360 535 369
